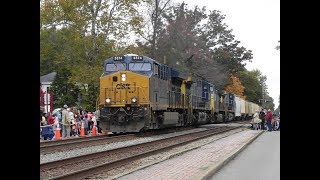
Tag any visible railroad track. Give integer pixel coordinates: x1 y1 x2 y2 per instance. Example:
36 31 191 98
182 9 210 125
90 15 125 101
232 120 252 124
225 119 251 124
40 126 242 180
40 134 137 154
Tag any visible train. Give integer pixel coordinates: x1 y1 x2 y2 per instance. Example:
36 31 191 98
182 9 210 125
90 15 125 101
97 54 261 133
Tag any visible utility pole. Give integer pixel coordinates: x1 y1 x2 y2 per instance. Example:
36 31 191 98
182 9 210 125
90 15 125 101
259 83 267 109
262 84 265 108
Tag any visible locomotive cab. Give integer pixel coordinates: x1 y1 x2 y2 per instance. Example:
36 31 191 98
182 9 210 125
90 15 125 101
99 55 153 132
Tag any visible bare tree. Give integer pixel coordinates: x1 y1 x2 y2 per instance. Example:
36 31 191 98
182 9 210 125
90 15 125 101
136 0 171 58
154 3 230 89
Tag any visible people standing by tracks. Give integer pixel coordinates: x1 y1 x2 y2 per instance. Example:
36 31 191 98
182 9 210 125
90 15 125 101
92 112 101 134
272 114 280 131
40 107 104 139
40 112 43 139
47 112 55 127
252 110 260 130
41 116 55 141
87 112 93 132
68 107 77 137
73 112 79 137
277 115 280 131
40 113 46 139
57 109 62 137
62 105 71 138
95 110 102 133
259 108 266 130
83 114 89 135
266 109 273 131
52 113 59 133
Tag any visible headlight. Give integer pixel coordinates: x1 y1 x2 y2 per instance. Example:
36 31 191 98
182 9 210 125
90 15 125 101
131 97 137 103
106 98 111 103
121 74 126 81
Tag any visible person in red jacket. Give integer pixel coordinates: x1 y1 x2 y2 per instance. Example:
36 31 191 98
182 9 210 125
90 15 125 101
266 109 273 131
47 112 55 126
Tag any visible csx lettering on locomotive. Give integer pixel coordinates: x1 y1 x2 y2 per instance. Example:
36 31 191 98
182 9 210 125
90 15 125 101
115 83 131 90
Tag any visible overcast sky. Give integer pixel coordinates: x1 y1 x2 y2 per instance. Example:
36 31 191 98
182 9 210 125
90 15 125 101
175 0 280 108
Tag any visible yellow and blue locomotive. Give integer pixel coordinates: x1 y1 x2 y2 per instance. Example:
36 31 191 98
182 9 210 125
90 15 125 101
98 54 260 133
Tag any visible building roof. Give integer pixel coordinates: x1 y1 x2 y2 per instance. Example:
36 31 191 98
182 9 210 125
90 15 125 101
40 72 56 83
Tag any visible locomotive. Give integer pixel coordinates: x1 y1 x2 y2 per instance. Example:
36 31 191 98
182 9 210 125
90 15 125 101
98 54 260 133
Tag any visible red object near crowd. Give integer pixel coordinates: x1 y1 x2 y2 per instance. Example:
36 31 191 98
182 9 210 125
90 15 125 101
266 111 273 122
40 84 45 111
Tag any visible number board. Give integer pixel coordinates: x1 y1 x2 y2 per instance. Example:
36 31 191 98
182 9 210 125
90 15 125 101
113 56 124 61
132 56 143 61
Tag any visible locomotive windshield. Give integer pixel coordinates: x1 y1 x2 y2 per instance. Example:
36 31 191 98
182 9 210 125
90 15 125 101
129 62 151 71
106 63 126 71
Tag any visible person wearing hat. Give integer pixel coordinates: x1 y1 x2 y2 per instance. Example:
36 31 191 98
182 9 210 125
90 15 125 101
266 109 273 131
252 110 260 130
61 104 71 138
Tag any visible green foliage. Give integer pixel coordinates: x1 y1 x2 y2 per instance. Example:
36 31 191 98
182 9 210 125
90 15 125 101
41 0 143 110
50 68 80 108
264 95 275 111
204 10 252 74
213 40 253 74
149 3 231 89
237 69 263 104
77 81 99 112
41 0 268 111
237 69 275 109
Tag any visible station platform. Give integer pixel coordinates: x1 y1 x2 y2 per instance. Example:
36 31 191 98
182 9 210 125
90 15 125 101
209 130 280 180
117 129 269 180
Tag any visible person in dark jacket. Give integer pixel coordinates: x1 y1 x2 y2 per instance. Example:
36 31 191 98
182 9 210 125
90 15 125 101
259 109 266 130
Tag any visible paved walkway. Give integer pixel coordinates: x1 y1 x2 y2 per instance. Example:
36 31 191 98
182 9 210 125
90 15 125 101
210 131 280 180
117 129 261 180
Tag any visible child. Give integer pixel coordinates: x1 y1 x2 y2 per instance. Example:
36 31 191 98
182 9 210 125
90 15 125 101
41 121 55 140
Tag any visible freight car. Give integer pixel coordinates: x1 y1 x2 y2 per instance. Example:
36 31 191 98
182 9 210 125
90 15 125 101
98 54 260 133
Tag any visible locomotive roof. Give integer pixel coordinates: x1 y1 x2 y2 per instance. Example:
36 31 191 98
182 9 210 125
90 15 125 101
102 55 260 106
104 54 160 64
